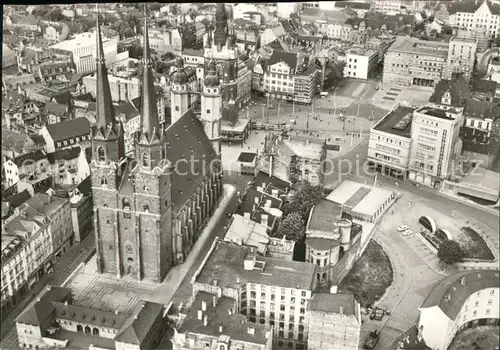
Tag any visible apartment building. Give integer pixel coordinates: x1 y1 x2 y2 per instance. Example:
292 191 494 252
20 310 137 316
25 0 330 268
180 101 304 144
367 105 415 178
39 118 91 153
344 48 379 80
259 134 327 186
263 51 298 101
443 37 477 82
294 66 319 104
189 238 316 349
49 32 118 74
300 8 352 42
1 205 54 321
374 0 402 14
139 26 182 55
408 106 464 188
383 36 449 87
82 69 142 103
448 0 500 38
308 293 361 350
419 270 499 350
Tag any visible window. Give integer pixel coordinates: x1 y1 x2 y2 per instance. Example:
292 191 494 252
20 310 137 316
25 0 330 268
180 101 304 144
142 152 149 167
97 147 105 162
175 106 179 111
206 109 210 114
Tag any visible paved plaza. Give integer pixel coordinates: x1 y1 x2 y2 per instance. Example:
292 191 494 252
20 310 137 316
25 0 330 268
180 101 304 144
372 84 434 109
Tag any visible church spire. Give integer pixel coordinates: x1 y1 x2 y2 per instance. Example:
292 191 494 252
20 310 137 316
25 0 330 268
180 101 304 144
139 4 159 137
95 4 116 129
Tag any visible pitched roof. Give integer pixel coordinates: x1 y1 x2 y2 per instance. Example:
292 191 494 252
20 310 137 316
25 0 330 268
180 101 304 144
429 77 471 107
347 12 414 30
4 190 32 208
334 2 371 10
2 129 33 154
464 99 500 119
115 101 139 122
2 91 28 112
267 51 298 71
271 24 286 37
44 101 67 116
447 0 500 15
45 117 91 142
420 270 499 320
115 302 164 345
16 286 72 326
470 79 497 95
13 150 47 167
48 146 82 163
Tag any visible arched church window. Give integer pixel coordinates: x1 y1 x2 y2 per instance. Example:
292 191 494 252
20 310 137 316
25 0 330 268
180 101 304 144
142 152 149 167
97 147 105 162
101 178 108 186
143 205 150 213
161 144 166 160
122 198 131 219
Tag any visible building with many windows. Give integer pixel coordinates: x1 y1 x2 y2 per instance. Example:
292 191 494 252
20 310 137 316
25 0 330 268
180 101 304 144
344 48 379 80
447 0 500 39
383 36 449 87
443 36 477 82
418 270 499 350
187 238 316 349
308 293 361 350
408 106 464 188
374 0 402 14
367 105 415 178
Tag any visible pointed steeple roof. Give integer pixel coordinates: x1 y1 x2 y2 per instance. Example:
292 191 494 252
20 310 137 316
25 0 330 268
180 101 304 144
95 5 116 129
139 5 160 138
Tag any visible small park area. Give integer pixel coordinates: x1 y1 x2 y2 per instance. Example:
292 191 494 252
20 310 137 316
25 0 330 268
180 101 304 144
339 240 393 307
448 326 499 350
460 227 496 261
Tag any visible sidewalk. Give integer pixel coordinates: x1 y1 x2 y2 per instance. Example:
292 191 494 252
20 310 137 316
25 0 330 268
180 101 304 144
0 234 95 349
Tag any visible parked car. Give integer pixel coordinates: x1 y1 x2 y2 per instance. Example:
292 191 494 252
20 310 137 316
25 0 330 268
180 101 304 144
364 330 381 349
403 229 413 236
397 225 409 232
369 307 384 321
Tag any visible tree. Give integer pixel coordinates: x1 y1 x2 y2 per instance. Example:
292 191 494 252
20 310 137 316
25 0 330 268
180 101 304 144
181 23 198 50
283 184 324 221
277 212 306 241
324 61 346 89
438 239 464 265
442 25 453 35
47 7 65 22
170 5 179 16
32 5 53 18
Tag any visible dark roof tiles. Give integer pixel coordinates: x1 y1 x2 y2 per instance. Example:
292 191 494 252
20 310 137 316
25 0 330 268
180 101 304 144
45 117 91 142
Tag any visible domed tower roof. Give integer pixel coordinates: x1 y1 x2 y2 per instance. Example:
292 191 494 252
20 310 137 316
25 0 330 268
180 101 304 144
171 58 188 85
204 62 220 87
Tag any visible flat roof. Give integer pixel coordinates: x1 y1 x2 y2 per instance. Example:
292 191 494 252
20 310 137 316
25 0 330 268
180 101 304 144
237 152 257 163
352 186 394 216
344 187 371 209
416 107 456 121
326 180 367 205
460 167 500 194
196 240 316 291
307 199 343 232
309 293 357 316
373 106 415 138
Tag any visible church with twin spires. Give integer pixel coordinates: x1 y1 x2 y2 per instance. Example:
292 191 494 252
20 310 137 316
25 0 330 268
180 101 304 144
90 11 223 284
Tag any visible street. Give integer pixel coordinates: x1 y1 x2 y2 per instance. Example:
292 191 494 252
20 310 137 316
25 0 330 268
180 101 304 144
0 234 96 350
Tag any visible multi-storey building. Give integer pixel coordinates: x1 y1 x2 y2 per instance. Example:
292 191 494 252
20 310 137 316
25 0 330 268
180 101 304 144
259 134 327 186
419 270 499 350
49 32 118 74
344 48 379 80
443 37 477 82
263 51 298 101
90 14 222 283
82 69 142 103
367 105 415 178
456 28 490 53
294 66 319 105
39 117 91 153
188 238 316 349
1 209 53 321
448 0 500 39
139 26 182 55
383 36 448 87
308 293 362 350
68 185 93 243
408 106 464 188
374 0 402 14
300 8 352 42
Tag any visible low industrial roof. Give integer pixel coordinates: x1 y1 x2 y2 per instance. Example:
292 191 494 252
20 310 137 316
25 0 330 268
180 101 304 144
373 106 415 138
196 240 316 291
351 186 394 216
237 152 257 163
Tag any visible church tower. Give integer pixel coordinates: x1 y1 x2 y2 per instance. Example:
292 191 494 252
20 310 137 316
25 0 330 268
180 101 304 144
91 7 126 276
170 58 190 125
201 61 222 155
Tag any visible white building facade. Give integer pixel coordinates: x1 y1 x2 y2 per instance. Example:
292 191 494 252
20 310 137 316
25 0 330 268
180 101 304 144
344 49 379 80
448 0 500 38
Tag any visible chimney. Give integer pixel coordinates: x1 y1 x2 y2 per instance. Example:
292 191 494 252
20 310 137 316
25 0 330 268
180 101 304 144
262 182 266 189
217 287 222 298
36 298 41 302
247 326 255 335
272 189 278 197
213 279 218 287
228 308 233 316
64 301 68 306
339 306 344 315
260 214 268 227
265 199 271 209
244 253 256 270
330 285 338 294
213 295 217 307
219 323 223 333
244 212 251 220
254 196 259 204
197 309 203 320
203 314 208 326
236 276 240 284
115 310 119 315
201 301 207 311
